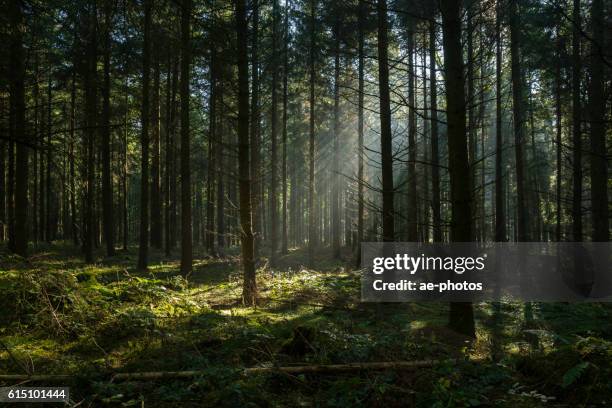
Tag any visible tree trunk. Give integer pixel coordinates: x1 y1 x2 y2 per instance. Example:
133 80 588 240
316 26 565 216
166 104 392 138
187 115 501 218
270 0 279 265
588 0 608 242
406 20 417 242
102 0 115 256
440 0 475 338
355 0 365 265
509 0 528 242
180 0 193 275
235 0 257 305
308 0 317 265
555 29 562 242
250 0 261 258
495 0 506 242
571 0 582 242
377 0 394 243
137 0 152 270
332 17 341 258
281 1 289 255
206 47 216 255
9 0 28 256
151 44 163 249
83 4 98 263
429 21 442 243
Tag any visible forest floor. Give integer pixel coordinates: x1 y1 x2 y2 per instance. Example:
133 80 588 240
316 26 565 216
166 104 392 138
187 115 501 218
1 243 611 407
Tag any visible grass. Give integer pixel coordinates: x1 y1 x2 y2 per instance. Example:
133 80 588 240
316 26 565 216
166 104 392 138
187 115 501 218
1 242 611 407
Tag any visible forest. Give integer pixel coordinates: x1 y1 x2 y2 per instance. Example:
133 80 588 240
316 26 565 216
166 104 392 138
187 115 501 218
0 0 611 405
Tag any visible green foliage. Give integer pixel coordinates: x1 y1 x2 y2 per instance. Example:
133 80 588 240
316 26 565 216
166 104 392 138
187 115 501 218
2 246 612 406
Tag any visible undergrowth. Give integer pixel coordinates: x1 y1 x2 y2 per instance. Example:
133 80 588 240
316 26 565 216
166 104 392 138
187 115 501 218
1 243 611 407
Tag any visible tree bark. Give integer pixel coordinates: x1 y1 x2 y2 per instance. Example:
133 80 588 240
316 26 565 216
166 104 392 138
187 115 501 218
440 0 475 338
588 0 608 242
377 0 394 243
332 16 341 258
151 43 163 249
270 0 279 265
571 0 582 242
137 0 152 271
509 0 528 242
281 1 289 255
429 20 442 243
406 20 417 242
235 0 257 305
308 0 317 265
495 0 506 243
9 0 28 256
355 0 365 265
102 0 115 256
250 0 261 258
180 0 193 275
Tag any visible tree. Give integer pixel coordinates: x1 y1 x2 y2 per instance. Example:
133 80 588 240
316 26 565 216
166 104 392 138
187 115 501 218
101 0 115 256
137 0 152 271
440 0 475 338
180 0 193 275
270 0 279 265
308 0 317 265
150 37 163 250
429 19 442 243
355 0 366 265
377 0 394 243
495 0 505 243
332 15 341 258
570 0 581 242
8 0 28 257
235 0 257 305
509 0 528 242
588 0 608 242
83 2 98 263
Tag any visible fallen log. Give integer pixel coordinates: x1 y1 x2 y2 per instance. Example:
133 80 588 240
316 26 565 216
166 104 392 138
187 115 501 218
0 359 461 383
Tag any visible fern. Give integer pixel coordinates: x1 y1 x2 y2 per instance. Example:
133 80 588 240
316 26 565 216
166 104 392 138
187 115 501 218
562 362 590 388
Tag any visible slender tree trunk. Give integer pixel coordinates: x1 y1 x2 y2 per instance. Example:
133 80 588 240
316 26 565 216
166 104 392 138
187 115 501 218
216 79 225 252
164 50 173 255
206 47 216 255
406 21 417 242
281 1 289 255
180 0 193 275
270 0 279 264
441 0 475 338
9 0 28 256
588 0 608 242
509 0 528 242
429 21 442 243
571 0 582 242
137 0 152 270
46 75 53 241
102 0 115 256
83 4 98 263
377 0 394 242
32 57 39 244
355 0 365 265
70 66 78 246
123 68 129 250
495 1 506 242
250 0 261 258
332 17 341 258
235 0 257 305
555 30 562 242
151 46 162 249
308 0 317 265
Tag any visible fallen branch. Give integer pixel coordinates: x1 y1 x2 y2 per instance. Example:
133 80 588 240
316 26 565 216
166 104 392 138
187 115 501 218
0 359 461 383
0 374 73 381
112 359 459 381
